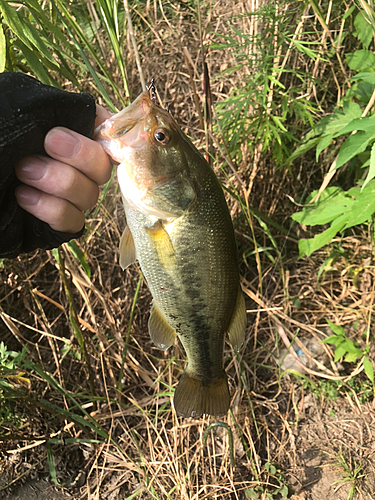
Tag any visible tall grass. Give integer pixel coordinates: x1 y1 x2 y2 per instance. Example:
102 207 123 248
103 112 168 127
211 1 319 168
0 0 130 109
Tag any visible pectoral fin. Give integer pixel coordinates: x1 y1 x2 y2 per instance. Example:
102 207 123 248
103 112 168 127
148 301 177 350
227 287 247 352
145 222 176 273
119 226 137 270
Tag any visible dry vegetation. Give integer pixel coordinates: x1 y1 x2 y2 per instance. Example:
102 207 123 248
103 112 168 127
1 1 375 499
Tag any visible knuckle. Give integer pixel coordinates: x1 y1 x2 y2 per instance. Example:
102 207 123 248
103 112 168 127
63 167 80 193
54 198 71 222
54 201 83 233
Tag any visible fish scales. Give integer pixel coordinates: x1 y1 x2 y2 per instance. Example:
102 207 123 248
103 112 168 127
125 166 238 381
95 88 247 417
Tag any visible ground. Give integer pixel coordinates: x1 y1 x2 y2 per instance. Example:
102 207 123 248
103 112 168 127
3 386 375 499
1 0 375 499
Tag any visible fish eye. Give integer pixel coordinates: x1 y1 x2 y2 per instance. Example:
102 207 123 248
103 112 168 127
154 128 170 145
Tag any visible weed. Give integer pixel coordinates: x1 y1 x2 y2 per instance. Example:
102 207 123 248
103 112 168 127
1 0 375 497
322 320 374 390
330 450 367 500
245 461 292 499
306 378 340 402
212 1 317 168
0 342 29 429
290 2 375 257
0 0 129 108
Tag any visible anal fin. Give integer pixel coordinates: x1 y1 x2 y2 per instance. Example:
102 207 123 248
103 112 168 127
148 301 177 351
227 287 247 352
119 226 137 270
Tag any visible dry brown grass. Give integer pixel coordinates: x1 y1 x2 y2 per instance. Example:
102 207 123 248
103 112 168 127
1 1 375 499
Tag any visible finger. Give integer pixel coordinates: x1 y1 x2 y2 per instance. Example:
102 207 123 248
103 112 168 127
44 126 113 185
95 104 111 128
15 185 85 234
15 155 99 212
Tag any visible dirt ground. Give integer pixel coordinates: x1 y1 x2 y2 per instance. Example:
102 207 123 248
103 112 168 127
5 480 72 500
3 390 375 499
287 398 375 499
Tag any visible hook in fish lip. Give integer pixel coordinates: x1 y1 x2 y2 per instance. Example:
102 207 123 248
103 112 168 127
146 79 172 113
147 77 157 101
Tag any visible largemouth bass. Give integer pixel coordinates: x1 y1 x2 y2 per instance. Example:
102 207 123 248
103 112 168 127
95 87 247 417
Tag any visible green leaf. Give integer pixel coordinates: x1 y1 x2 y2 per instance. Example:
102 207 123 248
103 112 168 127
353 82 375 104
245 489 258 499
297 215 347 258
344 350 362 363
346 49 375 72
46 442 60 486
343 338 362 355
25 0 79 53
326 319 346 337
0 0 57 65
0 23 5 73
343 183 375 228
362 142 375 190
354 11 374 49
293 181 375 256
292 187 349 225
315 101 362 137
291 38 324 61
66 241 91 279
351 71 375 84
316 134 334 160
288 102 362 164
335 114 375 136
336 129 375 170
14 39 55 85
333 344 347 362
265 462 277 474
363 356 374 384
321 335 344 346
280 485 289 498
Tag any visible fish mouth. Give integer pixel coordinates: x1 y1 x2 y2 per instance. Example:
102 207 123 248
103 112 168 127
94 90 154 152
109 92 152 139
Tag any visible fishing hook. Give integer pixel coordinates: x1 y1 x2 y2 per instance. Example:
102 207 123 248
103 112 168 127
147 77 156 101
202 421 235 467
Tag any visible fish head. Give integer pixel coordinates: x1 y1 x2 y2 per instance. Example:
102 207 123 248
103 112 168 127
95 90 198 219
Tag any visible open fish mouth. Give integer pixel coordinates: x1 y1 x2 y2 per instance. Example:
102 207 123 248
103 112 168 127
94 91 154 156
108 93 152 139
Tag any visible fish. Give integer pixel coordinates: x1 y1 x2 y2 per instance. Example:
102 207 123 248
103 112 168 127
94 86 247 417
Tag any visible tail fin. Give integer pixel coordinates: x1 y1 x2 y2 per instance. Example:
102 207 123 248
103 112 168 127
173 370 230 418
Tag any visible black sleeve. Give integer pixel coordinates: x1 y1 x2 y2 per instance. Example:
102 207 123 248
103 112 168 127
0 72 97 259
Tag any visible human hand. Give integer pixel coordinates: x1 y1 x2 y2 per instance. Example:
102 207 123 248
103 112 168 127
14 105 112 234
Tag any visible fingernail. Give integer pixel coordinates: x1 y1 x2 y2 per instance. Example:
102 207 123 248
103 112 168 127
45 128 81 158
15 186 41 206
16 157 47 180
